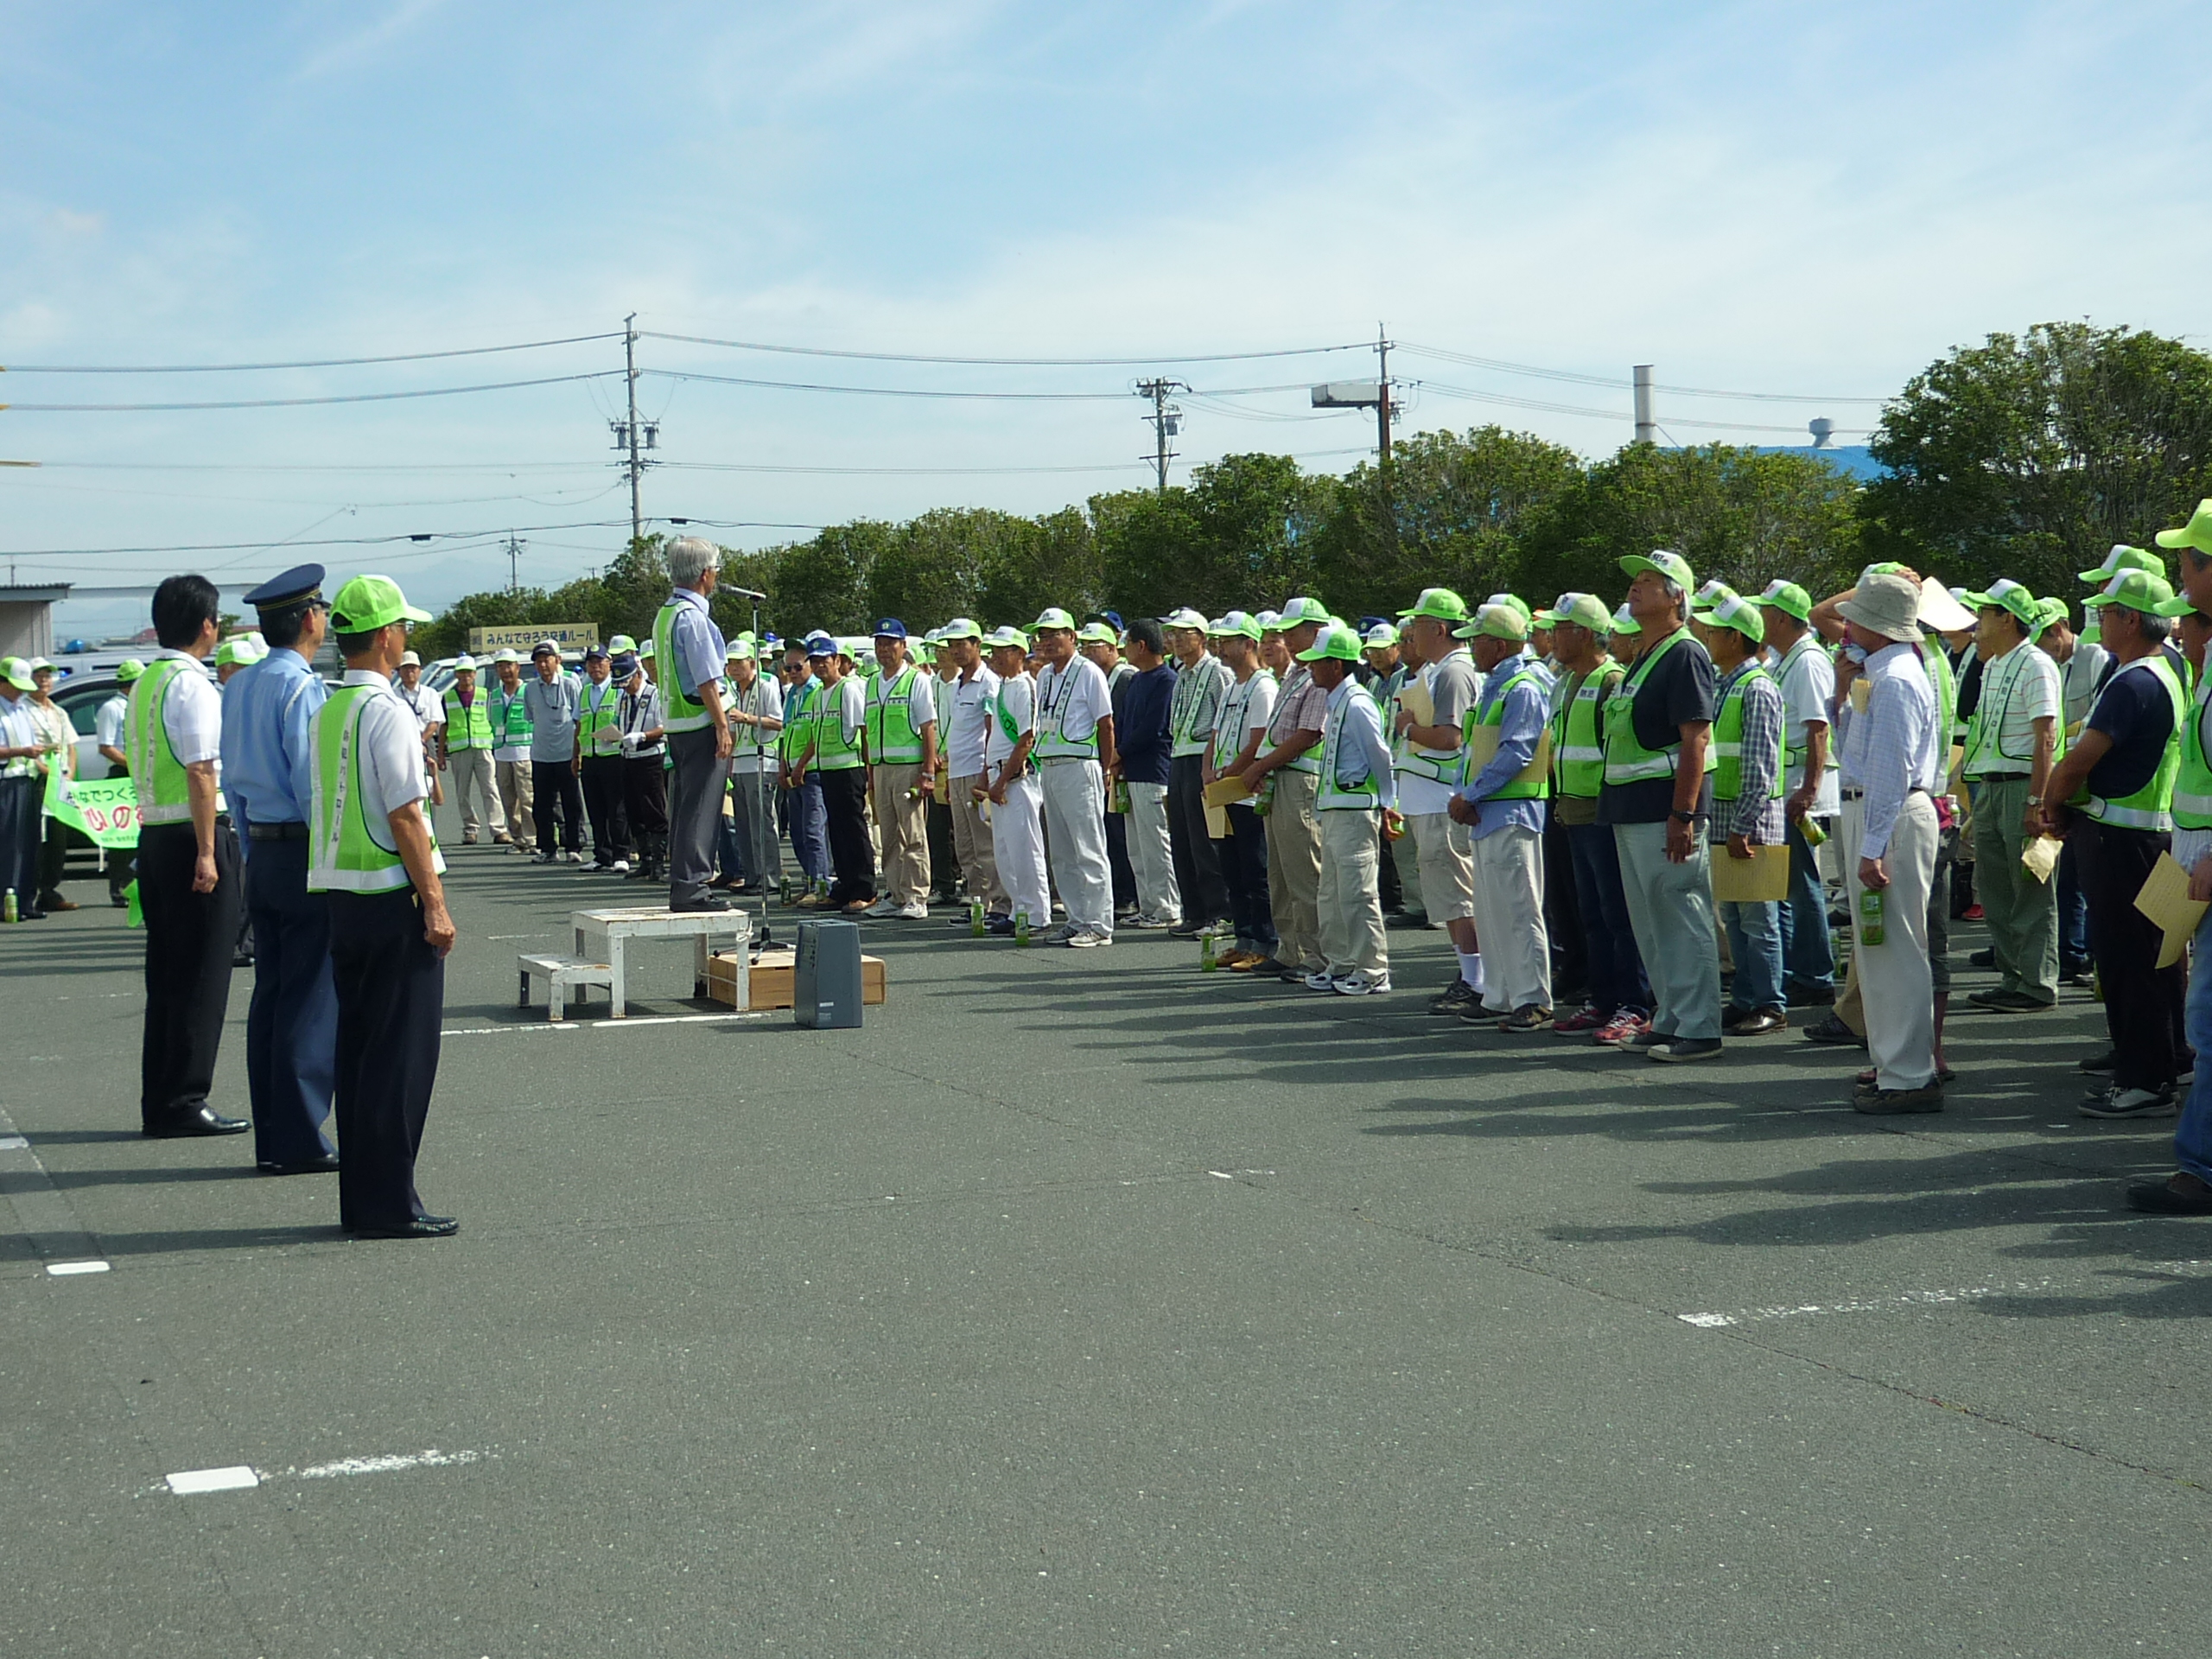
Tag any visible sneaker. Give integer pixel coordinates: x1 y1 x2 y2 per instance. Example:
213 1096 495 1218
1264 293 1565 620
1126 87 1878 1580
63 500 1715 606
610 859 631 874
1648 1036 1723 1064
1281 963 1320 984
1496 1003 1552 1033
1967 988 2054 1012
531 850 556 864
896 901 930 920
1167 921 1205 940
1304 970 1341 992
1333 969 1390 995
1124 913 1175 931
1428 979 1481 1015
1552 1004 1605 1034
2126 1175 2212 1214
1961 904 1985 922
1622 1027 1670 1053
1803 1014 1867 1048
863 898 901 918
1855 1085 1945 1115
2078 1049 2118 1074
2080 1084 2176 1118
1066 927 1110 949
1040 922 1080 944
1592 1011 1648 1047
563 850 585 864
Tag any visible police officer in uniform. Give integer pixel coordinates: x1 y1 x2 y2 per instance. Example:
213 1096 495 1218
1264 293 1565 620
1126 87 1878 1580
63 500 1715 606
219 565 340 1173
310 575 458 1238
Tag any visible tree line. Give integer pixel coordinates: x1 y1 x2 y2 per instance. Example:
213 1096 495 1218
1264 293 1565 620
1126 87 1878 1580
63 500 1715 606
414 321 2212 658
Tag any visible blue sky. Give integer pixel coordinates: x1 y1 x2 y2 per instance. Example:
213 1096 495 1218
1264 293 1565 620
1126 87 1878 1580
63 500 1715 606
6 0 2210 637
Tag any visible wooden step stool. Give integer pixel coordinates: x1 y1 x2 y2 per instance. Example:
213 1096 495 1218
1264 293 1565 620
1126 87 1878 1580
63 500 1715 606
517 953 615 1021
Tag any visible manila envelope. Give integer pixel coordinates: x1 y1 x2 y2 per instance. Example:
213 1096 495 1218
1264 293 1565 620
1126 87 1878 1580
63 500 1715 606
1709 842 1790 904
2133 851 2208 970
1204 773 1255 807
1462 721 1552 790
1205 801 1230 839
1395 677 1434 728
2020 835 2062 885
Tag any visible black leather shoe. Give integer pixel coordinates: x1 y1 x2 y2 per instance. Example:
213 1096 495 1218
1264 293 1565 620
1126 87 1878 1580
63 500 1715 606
348 1214 460 1240
672 896 734 912
257 1153 340 1175
144 1105 250 1138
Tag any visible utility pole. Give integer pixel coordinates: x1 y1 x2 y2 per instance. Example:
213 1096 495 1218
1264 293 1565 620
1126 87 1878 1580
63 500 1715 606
504 531 525 594
1376 322 1395 464
1135 378 1186 494
611 315 659 549
1633 364 1656 447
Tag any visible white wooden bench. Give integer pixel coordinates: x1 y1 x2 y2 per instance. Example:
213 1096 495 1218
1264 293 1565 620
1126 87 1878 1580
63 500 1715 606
516 953 615 1022
570 906 753 1019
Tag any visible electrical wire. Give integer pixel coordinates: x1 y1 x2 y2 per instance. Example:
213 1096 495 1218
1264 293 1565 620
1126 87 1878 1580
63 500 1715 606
638 332 1372 366
6 372 620 413
2 334 623 373
1397 341 1886 406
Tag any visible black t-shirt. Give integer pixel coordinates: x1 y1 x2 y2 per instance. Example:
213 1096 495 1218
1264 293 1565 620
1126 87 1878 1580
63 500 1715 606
1597 629 1719 825
2084 658 2178 804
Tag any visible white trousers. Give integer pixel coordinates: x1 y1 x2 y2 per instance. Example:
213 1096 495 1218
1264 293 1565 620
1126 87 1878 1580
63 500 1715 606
1039 760 1113 933
1852 791 1939 1090
990 775 1050 931
1468 823 1550 1013
1317 808 1387 976
447 747 505 837
1125 780 1181 923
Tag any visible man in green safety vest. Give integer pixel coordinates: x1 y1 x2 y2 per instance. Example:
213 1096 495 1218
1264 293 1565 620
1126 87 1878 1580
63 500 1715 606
1694 593 1789 1039
861 619 938 918
487 648 536 850
436 653 509 845
309 573 457 1237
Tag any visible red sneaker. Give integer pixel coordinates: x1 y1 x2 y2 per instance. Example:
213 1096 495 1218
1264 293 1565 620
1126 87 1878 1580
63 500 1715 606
1552 1004 1605 1033
1593 1012 1649 1047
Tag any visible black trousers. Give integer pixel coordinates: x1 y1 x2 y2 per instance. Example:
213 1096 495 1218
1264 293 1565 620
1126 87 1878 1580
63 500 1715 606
926 798 960 899
1543 813 1586 995
244 836 338 1166
105 760 136 897
1166 755 1230 925
138 820 243 1128
0 775 37 911
817 767 874 903
1221 802 1275 952
2069 814 2187 1092
1104 804 1137 910
580 754 632 863
623 756 669 838
532 760 584 855
328 886 444 1230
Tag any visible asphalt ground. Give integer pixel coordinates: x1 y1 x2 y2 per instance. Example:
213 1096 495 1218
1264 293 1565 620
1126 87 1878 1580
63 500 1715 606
3 819 2208 1657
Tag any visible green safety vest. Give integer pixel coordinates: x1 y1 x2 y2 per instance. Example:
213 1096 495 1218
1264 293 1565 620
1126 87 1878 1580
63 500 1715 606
442 684 495 750
779 677 819 764
1213 668 1276 772
487 684 532 749
1552 661 1622 800
810 677 864 771
726 675 775 761
1264 665 1322 776
1772 635 1821 770
125 657 200 824
866 663 926 763
1461 661 1551 801
579 677 623 756
1712 664 1783 804
2173 671 2212 830
308 684 446 894
1395 652 1470 784
1316 680 1382 810
1033 663 1098 760
2075 655 2186 831
1169 656 1229 758
1918 637 1957 773
1602 628 1716 786
1961 643 2056 779
652 599 713 733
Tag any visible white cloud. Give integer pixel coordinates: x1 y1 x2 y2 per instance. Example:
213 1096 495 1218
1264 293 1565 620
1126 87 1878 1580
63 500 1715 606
292 0 445 81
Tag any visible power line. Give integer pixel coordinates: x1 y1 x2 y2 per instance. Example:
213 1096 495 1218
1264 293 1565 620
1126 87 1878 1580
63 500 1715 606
6 372 619 413
1397 342 1887 405
1 333 623 373
645 368 1128 402
638 331 1371 366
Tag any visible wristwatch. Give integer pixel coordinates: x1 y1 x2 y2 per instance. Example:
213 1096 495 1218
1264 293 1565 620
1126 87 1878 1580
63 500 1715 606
1669 809 1695 824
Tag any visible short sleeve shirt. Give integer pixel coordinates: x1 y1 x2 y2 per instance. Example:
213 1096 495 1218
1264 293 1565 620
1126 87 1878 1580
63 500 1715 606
524 673 582 762
1036 658 1110 743
1775 636 1840 813
2085 658 2179 802
157 650 225 768
1267 664 1327 751
1970 643 2061 773
341 671 430 844
1596 630 1718 825
986 672 1034 769
948 665 1003 777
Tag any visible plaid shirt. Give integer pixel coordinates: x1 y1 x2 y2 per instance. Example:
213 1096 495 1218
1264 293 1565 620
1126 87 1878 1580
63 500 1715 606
1713 659 1786 843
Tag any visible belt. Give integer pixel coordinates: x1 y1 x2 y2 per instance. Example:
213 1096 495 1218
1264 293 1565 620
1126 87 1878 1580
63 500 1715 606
247 821 310 842
1840 787 1863 800
1036 755 1096 766
1965 769 2031 780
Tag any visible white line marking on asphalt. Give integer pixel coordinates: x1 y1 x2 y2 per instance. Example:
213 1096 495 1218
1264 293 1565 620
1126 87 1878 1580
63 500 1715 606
485 933 547 940
1208 1171 1234 1179
0 1135 27 1151
167 1466 259 1495
46 1260 110 1276
295 1447 484 1479
1677 1279 2057 1328
442 1024 583 1037
584 1012 775 1028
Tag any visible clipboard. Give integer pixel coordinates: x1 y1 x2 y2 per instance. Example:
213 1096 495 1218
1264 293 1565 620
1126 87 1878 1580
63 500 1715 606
2020 835 2061 885
2133 851 2207 970
1396 677 1434 728
1847 677 1872 713
1709 842 1789 903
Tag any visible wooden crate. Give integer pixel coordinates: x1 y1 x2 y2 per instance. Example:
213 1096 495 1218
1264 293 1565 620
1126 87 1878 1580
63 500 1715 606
705 948 886 1011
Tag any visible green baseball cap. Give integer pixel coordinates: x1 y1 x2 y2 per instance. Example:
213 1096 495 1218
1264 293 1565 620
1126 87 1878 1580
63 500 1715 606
1076 620 1120 646
2155 499 2212 557
982 625 1031 652
2079 544 2164 586
1211 611 1262 642
1028 607 1077 633
0 656 33 690
607 633 638 654
1162 606 1211 632
2082 569 2177 615
1484 593 1533 626
1699 593 1766 645
937 616 982 641
1452 601 1531 644
328 574 431 633
725 639 756 663
1619 549 1695 589
1548 592 1614 633
1958 577 2040 626
1360 621 1398 649
1294 622 1363 663
1277 595 1332 627
1395 587 1469 624
2152 590 2208 620
113 658 146 683
1610 602 1643 637
1688 579 1738 613
1755 580 1813 621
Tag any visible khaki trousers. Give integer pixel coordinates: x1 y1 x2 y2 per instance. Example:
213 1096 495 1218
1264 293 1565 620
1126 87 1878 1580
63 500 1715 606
1467 823 1550 1013
1265 770 1324 971
1409 810 1476 923
1316 808 1387 976
494 758 534 847
1970 772 2058 1001
870 762 931 906
949 773 1007 912
447 747 505 838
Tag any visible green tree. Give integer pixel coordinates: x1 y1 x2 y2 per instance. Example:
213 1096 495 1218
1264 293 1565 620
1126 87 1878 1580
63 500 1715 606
1093 454 1334 620
1862 322 2212 594
772 520 890 637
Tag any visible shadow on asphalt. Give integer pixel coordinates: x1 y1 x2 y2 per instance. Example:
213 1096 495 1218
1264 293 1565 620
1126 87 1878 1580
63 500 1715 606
96 1223 344 1255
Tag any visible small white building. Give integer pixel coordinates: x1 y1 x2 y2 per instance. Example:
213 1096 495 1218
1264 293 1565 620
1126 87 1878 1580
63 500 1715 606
0 582 70 659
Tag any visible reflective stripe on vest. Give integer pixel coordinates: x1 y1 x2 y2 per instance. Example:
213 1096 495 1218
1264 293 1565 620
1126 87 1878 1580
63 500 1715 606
308 685 446 894
1169 657 1228 757
1961 644 2052 778
2078 655 2185 832
779 678 819 761
652 600 712 732
579 677 622 755
1316 681 1382 810
1602 628 1714 785
1774 636 1821 766
1033 664 1098 760
442 686 494 750
1461 663 1550 801
1395 655 1467 783
866 664 925 763
1213 668 1275 771
487 685 532 748
1712 664 1783 804
2174 673 2212 831
125 658 198 824
812 679 864 770
1267 665 1323 775
1554 663 1622 799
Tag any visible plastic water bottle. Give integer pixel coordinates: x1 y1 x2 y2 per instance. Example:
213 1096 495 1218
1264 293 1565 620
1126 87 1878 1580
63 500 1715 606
969 896 984 937
2 888 15 924
1799 817 1827 848
1014 910 1032 946
1199 926 1218 971
1856 884 1885 947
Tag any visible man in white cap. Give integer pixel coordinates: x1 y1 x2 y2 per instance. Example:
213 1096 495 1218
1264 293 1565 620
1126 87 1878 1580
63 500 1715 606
1392 588 1485 1014
1163 605 1234 939
862 619 937 919
1116 617 1181 928
1236 598 1331 981
1832 569 1946 1111
436 653 508 845
1205 611 1278 969
1448 601 1553 1029
721 637 782 895
395 647 441 749
486 648 535 852
979 626 1049 938
1756 580 1837 1004
938 619 1007 923
1079 618 1140 918
1299 622 1395 994
1030 607 1118 946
